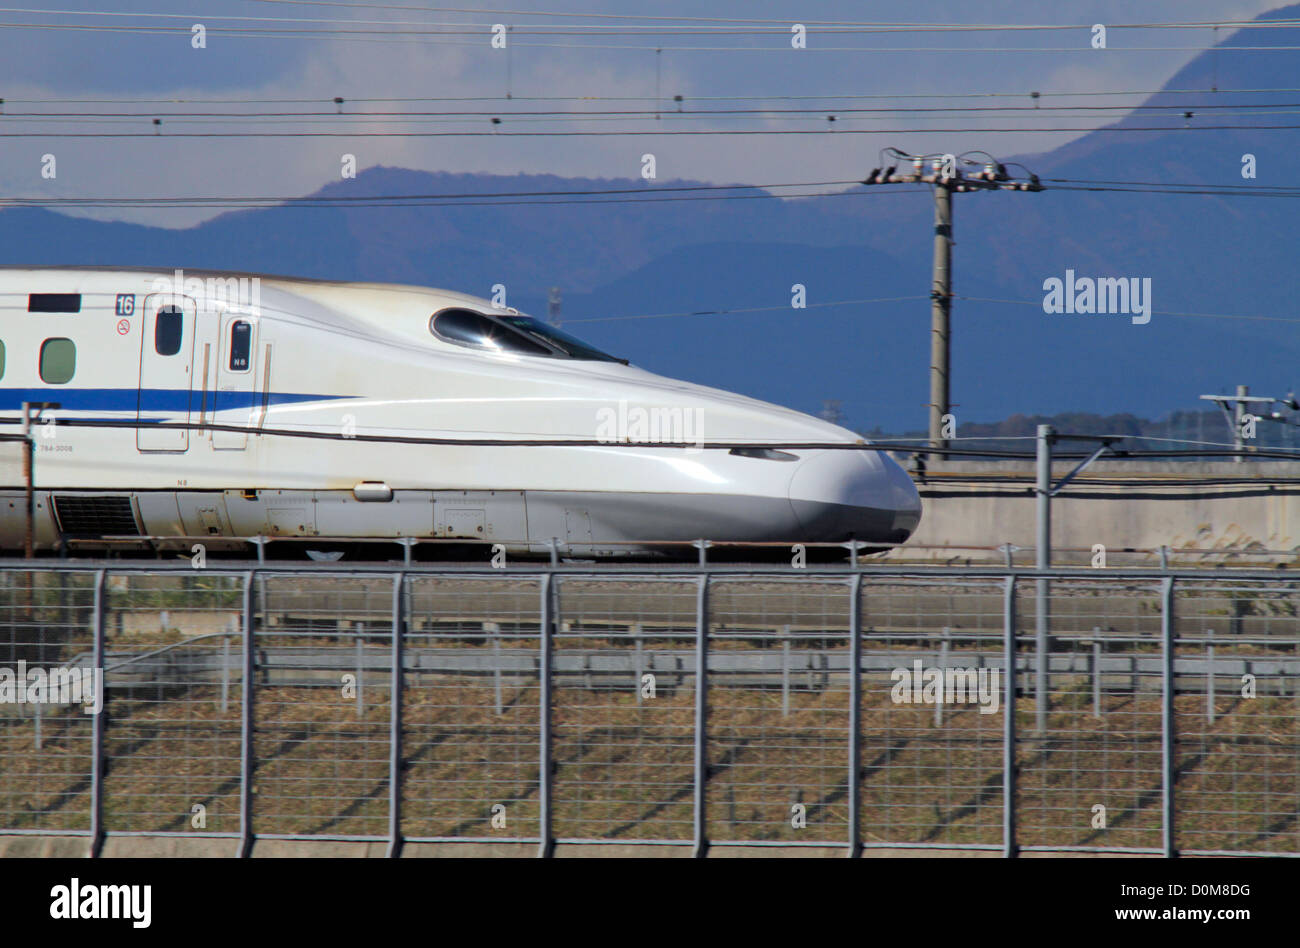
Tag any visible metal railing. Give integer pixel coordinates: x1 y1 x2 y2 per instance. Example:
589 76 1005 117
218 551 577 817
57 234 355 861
2 562 1299 857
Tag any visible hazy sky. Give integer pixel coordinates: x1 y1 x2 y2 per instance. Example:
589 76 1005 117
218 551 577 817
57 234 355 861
0 1 1283 225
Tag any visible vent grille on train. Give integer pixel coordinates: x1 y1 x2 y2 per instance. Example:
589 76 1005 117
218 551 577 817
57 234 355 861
52 496 142 537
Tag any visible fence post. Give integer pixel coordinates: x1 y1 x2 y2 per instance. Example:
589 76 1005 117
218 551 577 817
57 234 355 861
1092 631 1102 719
537 574 555 858
1161 576 1177 858
692 573 709 858
486 621 502 715
935 627 949 727
633 623 643 707
87 569 106 859
1206 643 1215 725
237 570 255 858
221 635 231 714
1003 575 1018 858
781 632 790 718
355 635 364 718
387 573 404 858
847 574 862 858
1035 424 1052 735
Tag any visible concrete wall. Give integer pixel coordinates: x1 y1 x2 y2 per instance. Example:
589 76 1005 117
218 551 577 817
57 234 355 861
890 461 1300 564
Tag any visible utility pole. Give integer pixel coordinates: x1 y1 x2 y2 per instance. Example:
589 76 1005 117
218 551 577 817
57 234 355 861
862 149 1042 463
930 184 952 467
1234 384 1248 462
1035 425 1052 734
1199 386 1298 462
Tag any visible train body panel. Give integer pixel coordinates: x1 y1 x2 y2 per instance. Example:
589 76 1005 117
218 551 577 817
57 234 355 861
0 267 921 554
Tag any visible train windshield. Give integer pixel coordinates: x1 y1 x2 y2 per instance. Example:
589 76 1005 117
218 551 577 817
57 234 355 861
499 315 625 363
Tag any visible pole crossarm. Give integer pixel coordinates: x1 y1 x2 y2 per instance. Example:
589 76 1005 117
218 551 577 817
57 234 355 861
1199 391 1300 431
863 147 1043 192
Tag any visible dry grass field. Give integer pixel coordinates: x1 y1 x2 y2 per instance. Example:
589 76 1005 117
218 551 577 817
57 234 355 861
3 677 1297 853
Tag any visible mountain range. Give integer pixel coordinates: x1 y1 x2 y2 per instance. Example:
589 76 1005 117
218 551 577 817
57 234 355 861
6 4 1300 433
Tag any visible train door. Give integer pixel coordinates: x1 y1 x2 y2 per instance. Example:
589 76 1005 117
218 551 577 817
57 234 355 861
191 304 220 441
212 313 257 450
136 294 197 452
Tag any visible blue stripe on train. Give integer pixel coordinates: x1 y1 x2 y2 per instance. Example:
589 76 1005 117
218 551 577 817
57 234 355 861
0 388 351 413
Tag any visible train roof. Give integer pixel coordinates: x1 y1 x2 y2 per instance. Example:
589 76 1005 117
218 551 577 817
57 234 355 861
0 264 471 295
0 266 499 320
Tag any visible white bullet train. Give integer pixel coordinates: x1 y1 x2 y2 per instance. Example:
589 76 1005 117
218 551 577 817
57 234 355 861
0 267 921 557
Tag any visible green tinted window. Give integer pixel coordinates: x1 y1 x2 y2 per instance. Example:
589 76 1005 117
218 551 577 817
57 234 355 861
40 338 76 384
0 340 6 380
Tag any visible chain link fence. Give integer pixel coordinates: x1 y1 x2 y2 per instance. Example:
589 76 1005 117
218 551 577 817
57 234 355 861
1 564 1297 856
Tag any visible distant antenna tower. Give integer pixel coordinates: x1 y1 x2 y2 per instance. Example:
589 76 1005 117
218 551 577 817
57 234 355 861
820 399 843 425
547 286 562 326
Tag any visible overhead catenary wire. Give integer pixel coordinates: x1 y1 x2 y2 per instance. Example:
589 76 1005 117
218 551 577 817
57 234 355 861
954 297 1300 324
2 12 1300 53
9 123 1300 137
0 187 926 211
9 87 1300 105
7 174 1300 210
247 0 1300 35
13 5 1300 33
2 24 1299 52
15 180 1300 212
564 296 928 323
6 101 1300 118
0 177 864 205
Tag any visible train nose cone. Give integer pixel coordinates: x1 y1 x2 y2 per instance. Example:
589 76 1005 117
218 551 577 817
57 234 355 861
787 449 922 543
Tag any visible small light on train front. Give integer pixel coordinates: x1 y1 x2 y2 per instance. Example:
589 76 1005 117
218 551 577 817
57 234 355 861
353 481 393 503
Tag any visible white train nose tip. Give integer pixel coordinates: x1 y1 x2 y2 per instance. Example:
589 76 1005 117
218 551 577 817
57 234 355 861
787 449 922 543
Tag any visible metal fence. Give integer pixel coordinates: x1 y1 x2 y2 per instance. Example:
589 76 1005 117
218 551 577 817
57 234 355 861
2 562 1298 857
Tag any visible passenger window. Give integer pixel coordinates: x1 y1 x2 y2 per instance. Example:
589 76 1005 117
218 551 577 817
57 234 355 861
40 338 76 384
430 309 552 356
228 320 252 371
155 306 183 356
0 340 6 380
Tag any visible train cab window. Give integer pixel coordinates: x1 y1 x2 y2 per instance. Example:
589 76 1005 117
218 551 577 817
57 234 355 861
39 338 76 384
155 306 184 356
228 320 252 371
430 308 552 356
499 314 623 363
